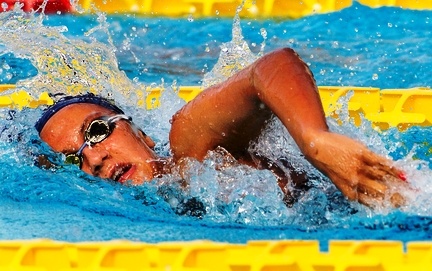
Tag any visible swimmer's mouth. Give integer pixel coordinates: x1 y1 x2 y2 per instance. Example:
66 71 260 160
111 164 136 183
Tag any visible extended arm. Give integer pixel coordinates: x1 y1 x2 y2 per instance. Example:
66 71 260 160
170 48 406 206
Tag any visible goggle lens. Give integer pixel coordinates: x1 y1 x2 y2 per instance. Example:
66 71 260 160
65 154 82 166
85 119 112 144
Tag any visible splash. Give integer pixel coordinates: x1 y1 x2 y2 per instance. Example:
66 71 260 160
0 4 431 235
202 5 265 88
0 8 144 107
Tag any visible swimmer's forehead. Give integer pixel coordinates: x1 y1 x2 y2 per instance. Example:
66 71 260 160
41 103 117 136
67 102 117 119
56 102 117 120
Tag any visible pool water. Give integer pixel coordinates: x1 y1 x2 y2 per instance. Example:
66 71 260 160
0 2 432 249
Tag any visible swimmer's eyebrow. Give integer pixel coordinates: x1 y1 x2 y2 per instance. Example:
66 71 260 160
79 112 106 135
80 114 94 135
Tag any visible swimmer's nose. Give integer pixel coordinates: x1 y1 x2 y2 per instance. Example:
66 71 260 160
81 146 109 175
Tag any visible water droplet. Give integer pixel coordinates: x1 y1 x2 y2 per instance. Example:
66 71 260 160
260 28 267 40
372 74 379 80
1 2 8 11
188 15 194 22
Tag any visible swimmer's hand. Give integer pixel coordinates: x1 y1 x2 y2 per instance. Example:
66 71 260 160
303 131 407 208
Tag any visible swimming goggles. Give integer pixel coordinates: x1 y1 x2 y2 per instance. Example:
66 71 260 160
64 114 132 168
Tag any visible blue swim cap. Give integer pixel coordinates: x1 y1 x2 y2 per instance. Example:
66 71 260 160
35 93 124 134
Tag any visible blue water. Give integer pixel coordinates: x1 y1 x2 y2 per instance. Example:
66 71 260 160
1 2 432 250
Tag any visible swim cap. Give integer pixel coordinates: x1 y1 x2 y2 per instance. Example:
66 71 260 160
35 93 124 134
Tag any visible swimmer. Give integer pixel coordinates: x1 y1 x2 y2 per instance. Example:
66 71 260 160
35 48 407 207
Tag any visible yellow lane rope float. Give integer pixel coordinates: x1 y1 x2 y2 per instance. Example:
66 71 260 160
77 0 352 18
75 0 431 18
1 84 431 130
1 239 432 270
1 0 431 18
357 0 432 10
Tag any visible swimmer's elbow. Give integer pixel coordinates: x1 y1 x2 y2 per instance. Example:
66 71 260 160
251 47 309 95
256 48 303 68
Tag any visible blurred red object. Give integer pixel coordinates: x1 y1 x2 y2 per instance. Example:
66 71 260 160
1 0 74 13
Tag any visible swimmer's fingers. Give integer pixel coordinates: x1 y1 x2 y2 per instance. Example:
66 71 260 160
356 177 406 208
360 152 409 207
357 190 406 208
328 174 385 202
336 180 359 201
389 192 405 208
362 165 404 186
357 178 386 198
362 151 406 182
336 178 392 207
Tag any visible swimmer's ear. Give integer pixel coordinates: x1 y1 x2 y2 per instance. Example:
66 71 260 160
138 129 156 149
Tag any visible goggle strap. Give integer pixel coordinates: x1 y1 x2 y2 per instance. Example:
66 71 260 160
76 141 90 156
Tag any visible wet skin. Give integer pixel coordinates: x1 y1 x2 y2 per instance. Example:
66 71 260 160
40 103 164 185
40 48 407 207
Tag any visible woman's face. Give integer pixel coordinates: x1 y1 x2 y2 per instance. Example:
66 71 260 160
40 103 159 185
